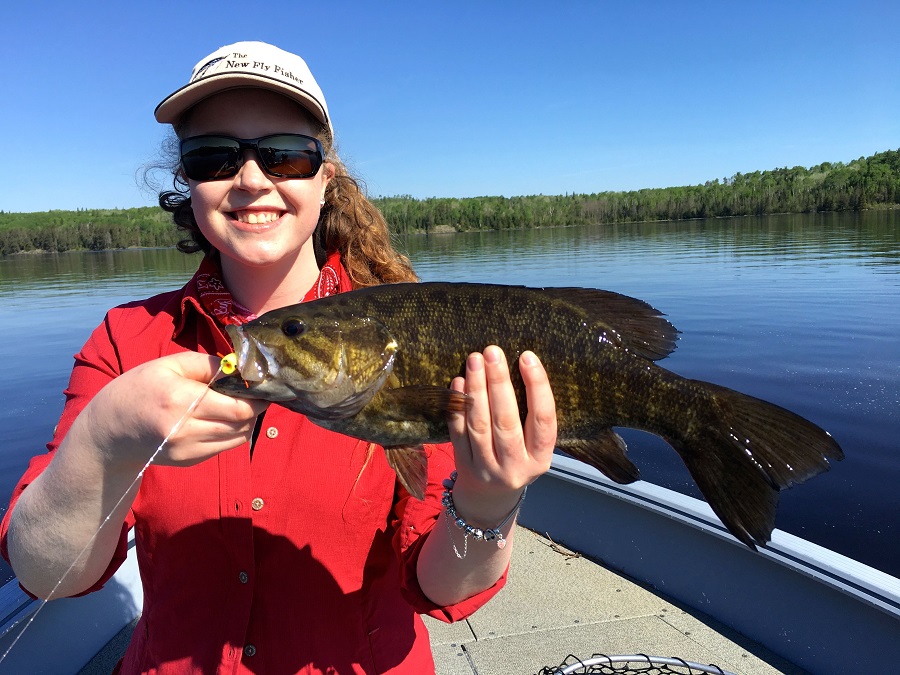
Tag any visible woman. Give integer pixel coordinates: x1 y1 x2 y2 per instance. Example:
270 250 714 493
1 42 557 674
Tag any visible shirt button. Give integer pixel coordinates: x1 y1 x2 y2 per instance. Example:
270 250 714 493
251 497 265 511
243 644 257 657
265 426 278 439
238 571 249 584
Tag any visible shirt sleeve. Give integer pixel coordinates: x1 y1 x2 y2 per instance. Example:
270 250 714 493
0 312 135 598
391 442 508 623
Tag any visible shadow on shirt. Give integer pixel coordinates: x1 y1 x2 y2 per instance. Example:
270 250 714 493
119 518 418 674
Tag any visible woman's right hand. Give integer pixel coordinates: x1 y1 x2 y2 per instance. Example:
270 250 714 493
79 351 269 473
7 351 268 598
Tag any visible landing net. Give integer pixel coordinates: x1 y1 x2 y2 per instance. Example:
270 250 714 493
536 653 736 675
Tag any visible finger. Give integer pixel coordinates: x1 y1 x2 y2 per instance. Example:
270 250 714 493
159 351 224 383
177 409 259 441
446 376 473 463
154 421 258 466
158 396 265 466
460 352 499 468
482 346 526 461
191 383 269 425
519 351 557 462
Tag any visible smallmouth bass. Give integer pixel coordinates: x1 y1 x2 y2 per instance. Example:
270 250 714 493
212 282 843 550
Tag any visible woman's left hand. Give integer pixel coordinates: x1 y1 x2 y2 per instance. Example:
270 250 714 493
446 345 557 525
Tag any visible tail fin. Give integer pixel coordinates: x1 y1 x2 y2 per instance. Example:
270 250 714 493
668 382 843 549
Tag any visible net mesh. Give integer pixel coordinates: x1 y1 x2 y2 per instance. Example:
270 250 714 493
535 653 736 675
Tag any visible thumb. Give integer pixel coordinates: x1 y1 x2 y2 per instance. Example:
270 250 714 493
157 351 227 384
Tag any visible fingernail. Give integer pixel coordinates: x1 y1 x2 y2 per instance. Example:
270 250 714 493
520 351 536 367
484 346 502 364
467 353 484 371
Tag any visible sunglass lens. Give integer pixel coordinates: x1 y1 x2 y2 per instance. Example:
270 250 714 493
258 135 322 177
181 137 240 180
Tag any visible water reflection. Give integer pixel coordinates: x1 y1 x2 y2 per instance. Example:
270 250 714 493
401 211 900 282
0 248 198 293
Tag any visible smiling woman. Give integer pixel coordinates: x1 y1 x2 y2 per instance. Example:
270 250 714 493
0 41 559 675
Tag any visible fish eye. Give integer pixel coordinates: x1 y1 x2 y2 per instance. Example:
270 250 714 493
281 318 306 337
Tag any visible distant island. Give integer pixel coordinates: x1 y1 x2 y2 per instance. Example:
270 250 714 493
2 149 898 256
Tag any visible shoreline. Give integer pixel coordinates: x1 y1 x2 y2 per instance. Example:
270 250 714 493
3 206 898 256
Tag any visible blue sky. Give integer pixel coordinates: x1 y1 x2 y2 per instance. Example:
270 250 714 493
3 1 898 213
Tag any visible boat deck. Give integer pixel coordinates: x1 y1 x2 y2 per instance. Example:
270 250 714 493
78 526 805 675
423 527 806 675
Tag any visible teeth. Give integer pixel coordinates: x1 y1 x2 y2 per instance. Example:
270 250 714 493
234 211 281 224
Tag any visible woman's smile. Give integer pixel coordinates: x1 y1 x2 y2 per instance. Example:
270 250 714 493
228 208 287 228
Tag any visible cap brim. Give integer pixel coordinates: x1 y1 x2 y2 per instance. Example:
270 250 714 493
154 72 330 131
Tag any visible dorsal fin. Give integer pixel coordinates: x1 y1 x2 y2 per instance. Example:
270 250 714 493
540 287 679 361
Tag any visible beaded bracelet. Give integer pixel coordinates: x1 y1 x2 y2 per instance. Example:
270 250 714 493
441 471 527 559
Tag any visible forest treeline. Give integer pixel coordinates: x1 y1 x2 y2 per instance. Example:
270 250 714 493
2 149 899 255
0 207 175 256
376 149 900 234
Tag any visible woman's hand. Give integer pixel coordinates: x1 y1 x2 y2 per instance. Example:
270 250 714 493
78 351 268 474
416 345 557 606
8 351 267 598
446 346 557 526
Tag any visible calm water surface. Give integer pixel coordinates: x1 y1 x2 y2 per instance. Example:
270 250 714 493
0 212 897 582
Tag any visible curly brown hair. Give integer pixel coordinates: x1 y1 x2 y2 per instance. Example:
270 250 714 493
158 111 417 288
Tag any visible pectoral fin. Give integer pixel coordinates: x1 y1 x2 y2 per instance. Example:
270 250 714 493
385 445 429 500
378 385 470 420
557 429 641 484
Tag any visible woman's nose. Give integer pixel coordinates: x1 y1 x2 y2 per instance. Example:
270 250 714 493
233 149 274 191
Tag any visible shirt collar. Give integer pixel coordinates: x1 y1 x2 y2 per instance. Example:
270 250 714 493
175 251 353 338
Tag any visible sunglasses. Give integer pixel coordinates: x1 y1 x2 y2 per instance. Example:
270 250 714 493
180 133 325 181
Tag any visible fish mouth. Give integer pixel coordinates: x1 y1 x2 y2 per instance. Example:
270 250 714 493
221 322 399 419
227 325 280 383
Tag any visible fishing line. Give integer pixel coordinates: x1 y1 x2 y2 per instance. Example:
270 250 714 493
0 363 228 668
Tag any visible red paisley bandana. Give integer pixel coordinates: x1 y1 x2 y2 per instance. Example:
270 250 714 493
195 250 352 326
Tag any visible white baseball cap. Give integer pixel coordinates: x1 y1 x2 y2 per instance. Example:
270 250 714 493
155 41 331 135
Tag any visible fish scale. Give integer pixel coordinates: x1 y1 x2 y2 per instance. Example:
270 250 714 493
354 285 622 431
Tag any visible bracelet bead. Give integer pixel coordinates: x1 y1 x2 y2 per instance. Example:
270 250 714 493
442 471 527 558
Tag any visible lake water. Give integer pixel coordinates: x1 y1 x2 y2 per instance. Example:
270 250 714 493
0 211 897 582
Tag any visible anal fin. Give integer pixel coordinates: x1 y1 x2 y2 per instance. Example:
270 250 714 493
385 445 429 500
557 429 640 484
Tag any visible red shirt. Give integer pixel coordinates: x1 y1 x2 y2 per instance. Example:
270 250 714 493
0 257 506 674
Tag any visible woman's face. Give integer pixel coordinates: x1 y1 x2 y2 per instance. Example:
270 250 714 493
182 88 333 272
